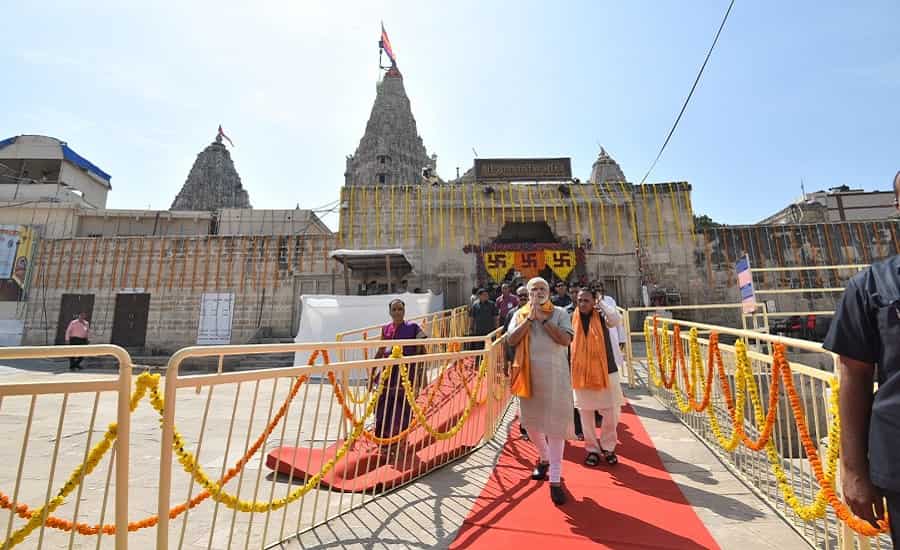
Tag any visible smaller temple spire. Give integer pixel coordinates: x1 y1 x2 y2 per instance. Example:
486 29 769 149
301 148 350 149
170 128 252 211
590 145 627 184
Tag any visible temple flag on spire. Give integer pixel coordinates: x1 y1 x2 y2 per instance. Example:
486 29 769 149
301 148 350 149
380 23 396 66
218 125 234 147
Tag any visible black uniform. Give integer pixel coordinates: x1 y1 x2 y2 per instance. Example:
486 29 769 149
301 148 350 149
823 255 900 545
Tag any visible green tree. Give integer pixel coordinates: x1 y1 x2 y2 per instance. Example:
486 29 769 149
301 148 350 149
693 214 722 231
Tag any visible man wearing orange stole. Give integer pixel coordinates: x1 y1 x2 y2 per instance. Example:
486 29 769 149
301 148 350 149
570 289 625 467
507 277 575 505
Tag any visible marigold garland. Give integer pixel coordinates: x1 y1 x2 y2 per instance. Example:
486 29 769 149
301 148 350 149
0 369 315 545
644 317 890 535
328 353 467 445
398 357 487 441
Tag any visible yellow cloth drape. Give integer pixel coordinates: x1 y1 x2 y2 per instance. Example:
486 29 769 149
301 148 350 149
511 300 555 399
570 310 610 390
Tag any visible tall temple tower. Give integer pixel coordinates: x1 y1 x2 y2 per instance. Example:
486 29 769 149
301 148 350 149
170 131 252 211
344 66 437 186
589 146 627 184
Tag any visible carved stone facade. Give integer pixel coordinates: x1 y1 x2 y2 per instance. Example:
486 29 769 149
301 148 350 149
344 67 436 186
171 134 252 211
590 147 627 184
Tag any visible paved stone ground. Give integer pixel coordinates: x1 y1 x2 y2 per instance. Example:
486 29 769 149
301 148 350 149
0 361 366 549
286 384 810 550
0 361 808 549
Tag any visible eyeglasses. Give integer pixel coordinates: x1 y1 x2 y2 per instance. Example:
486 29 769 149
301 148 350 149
517 294 528 299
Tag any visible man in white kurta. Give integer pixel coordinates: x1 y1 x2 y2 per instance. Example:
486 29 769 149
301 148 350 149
597 282 626 368
571 289 625 466
507 277 575 505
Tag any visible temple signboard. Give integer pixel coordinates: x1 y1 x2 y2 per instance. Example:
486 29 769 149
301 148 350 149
474 158 572 182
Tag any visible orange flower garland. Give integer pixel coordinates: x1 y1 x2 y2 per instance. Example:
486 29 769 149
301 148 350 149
0 353 318 538
643 317 890 536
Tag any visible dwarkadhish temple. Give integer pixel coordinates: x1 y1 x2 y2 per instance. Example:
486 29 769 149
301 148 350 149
0 62 898 352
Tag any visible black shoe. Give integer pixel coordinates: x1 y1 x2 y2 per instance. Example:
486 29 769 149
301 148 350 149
576 433 584 441
550 483 566 505
531 461 549 480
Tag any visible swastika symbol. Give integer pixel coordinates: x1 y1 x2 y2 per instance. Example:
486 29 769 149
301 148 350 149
486 254 509 269
521 252 539 268
549 252 572 268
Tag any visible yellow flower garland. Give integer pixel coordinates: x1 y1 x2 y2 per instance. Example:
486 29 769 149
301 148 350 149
644 319 844 523
398 357 487 441
1 374 158 549
157 362 390 513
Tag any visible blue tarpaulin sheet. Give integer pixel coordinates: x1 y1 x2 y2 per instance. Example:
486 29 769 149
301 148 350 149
0 136 111 184
61 144 110 183
0 137 16 151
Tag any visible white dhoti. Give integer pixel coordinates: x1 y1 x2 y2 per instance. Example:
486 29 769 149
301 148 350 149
573 371 624 453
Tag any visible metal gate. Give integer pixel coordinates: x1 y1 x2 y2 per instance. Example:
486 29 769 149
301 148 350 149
110 292 151 348
55 293 95 344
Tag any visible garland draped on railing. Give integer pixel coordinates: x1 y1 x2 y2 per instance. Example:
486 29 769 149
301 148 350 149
644 317 889 536
0 343 497 548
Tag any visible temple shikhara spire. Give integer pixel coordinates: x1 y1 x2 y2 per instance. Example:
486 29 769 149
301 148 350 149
589 146 627 184
344 27 436 186
170 127 252 211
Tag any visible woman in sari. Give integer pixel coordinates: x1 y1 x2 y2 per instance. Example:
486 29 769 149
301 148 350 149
373 299 428 444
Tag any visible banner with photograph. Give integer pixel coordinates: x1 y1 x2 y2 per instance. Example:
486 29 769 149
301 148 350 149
12 226 35 289
0 226 20 279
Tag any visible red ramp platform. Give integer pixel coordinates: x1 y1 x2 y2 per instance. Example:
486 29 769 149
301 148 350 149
266 361 493 492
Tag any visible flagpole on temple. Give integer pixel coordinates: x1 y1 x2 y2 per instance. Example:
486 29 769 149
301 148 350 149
379 22 397 71
378 21 387 71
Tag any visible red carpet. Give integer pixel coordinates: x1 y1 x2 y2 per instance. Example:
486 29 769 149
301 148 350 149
450 404 720 549
266 360 496 492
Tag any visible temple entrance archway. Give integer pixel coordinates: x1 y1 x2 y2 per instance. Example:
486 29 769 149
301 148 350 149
495 222 557 244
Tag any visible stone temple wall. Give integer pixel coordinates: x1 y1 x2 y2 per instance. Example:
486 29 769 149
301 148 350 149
21 234 341 352
17 189 898 349
337 181 694 307
338 181 899 328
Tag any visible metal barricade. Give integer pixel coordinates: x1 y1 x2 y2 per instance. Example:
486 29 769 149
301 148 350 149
0 345 133 550
636 315 891 550
620 303 771 389
0 330 511 550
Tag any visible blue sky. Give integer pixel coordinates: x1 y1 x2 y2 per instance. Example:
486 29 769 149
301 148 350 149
2 1 898 229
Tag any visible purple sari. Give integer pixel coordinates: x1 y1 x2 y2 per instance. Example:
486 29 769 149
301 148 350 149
375 321 423 439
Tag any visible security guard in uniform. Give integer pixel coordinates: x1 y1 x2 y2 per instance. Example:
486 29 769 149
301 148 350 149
823 171 900 545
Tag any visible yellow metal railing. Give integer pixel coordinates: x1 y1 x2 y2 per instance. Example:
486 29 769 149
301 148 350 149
621 302 773 388
630 315 891 550
0 345 133 549
0 317 512 549
745 264 868 336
